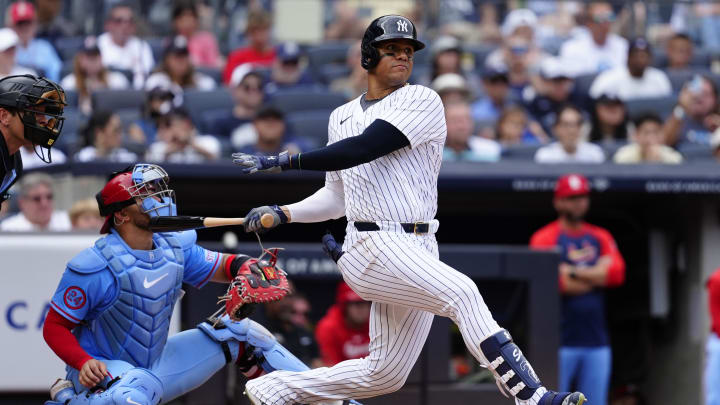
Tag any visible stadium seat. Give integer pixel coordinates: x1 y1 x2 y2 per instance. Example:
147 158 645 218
183 88 234 128
147 37 166 63
501 144 541 160
267 90 346 114
114 108 142 130
91 89 145 112
316 64 351 85
56 108 85 155
665 69 698 93
308 42 351 69
653 48 712 69
574 73 598 97
286 110 331 148
63 90 78 108
625 96 676 120
195 67 222 84
678 142 714 162
54 36 85 61
466 44 496 69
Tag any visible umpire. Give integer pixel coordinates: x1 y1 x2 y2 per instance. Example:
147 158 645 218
0 74 66 207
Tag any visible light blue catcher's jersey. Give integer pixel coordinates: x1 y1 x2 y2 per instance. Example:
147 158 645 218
50 229 221 369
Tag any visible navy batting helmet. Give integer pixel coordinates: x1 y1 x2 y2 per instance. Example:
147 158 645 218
361 15 425 70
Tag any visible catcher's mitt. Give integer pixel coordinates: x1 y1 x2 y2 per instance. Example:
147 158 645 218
219 249 291 321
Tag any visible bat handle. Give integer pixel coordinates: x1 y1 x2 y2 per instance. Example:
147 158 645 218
260 213 275 228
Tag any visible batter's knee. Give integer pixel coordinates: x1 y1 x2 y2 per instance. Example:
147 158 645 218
364 359 413 395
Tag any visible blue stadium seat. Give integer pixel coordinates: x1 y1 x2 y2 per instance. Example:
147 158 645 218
665 69 698 93
286 110 331 148
63 90 78 108
56 108 85 155
678 142 714 162
183 88 234 128
147 37 166 63
466 44 496 69
54 36 84 61
195 67 222 84
114 108 141 129
501 144 541 160
625 96 676 120
653 48 712 69
574 73 598 97
91 89 145 112
316 64 351 85
267 89 346 114
308 42 351 69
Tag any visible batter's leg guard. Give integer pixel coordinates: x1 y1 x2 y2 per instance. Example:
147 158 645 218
198 314 309 373
479 329 542 401
63 368 163 405
539 391 587 405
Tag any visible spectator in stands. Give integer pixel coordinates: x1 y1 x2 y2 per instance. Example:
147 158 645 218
614 113 683 164
68 198 104 232
530 173 625 405
146 107 220 163
664 74 720 146
171 0 221 68
535 105 605 163
19 143 66 169
588 93 630 146
263 293 322 368
523 57 578 136
330 41 367 101
34 0 78 44
431 73 472 106
0 172 70 231
98 2 155 88
315 281 370 366
485 33 539 98
0 27 35 78
707 267 720 405
264 42 315 94
421 35 482 96
144 35 216 106
223 9 274 84
234 106 307 155
496 106 543 146
665 32 694 71
559 1 628 77
128 87 174 145
712 129 720 162
8 1 61 81
589 37 672 101
443 102 500 162
75 110 137 163
501 8 538 44
208 64 265 139
324 1 366 41
471 66 513 124
60 36 130 115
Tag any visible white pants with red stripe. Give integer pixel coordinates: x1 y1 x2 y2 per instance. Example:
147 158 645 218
245 228 547 404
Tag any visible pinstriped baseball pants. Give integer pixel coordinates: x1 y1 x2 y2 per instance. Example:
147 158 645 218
245 230 546 404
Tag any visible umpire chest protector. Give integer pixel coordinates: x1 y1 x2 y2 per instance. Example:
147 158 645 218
71 230 185 369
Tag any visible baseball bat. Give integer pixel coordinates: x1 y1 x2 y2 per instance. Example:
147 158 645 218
149 214 275 232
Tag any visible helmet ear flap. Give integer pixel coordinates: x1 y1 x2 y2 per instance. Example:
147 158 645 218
361 42 380 70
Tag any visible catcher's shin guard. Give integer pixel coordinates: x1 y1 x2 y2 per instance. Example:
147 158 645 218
64 368 162 405
479 329 542 401
198 315 309 373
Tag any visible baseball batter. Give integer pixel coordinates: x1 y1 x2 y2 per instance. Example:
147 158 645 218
233 15 586 405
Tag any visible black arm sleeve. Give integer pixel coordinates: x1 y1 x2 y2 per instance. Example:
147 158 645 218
288 119 410 171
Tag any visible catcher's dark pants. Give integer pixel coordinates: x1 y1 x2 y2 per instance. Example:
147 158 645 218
246 229 548 405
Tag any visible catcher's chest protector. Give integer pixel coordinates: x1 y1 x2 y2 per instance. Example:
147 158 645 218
80 232 184 368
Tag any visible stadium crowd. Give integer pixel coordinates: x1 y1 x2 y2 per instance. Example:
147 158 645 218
2 2 720 405
0 0 717 170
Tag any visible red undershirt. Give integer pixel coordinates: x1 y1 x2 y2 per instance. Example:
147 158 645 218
43 308 92 371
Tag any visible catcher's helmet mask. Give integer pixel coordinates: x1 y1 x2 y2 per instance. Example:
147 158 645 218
96 163 177 234
0 74 66 163
361 15 425 71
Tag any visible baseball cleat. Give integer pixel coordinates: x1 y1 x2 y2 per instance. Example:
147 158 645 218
539 391 586 405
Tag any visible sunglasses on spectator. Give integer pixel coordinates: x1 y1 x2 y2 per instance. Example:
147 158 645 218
282 59 300 67
592 13 615 24
111 17 133 24
27 193 53 203
242 84 262 92
15 20 33 27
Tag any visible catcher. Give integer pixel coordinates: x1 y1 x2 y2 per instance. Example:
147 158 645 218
42 163 296 405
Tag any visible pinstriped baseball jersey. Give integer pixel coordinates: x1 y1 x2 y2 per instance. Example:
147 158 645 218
326 84 446 223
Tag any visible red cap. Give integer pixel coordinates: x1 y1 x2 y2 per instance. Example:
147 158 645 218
96 172 135 234
10 2 35 24
554 174 590 199
335 281 364 306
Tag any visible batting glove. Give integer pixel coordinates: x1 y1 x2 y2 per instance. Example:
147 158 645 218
232 151 290 174
322 232 344 262
245 205 288 233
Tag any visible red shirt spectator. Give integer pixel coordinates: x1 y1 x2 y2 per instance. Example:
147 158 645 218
223 9 275 84
172 2 221 68
315 282 370 366
708 269 720 337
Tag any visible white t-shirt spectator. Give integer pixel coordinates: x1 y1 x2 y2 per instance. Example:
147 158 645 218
589 66 672 101
19 146 66 169
97 32 154 88
534 141 606 163
146 135 221 164
613 144 683 164
60 71 130 92
559 29 628 77
74 146 138 163
0 211 71 231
